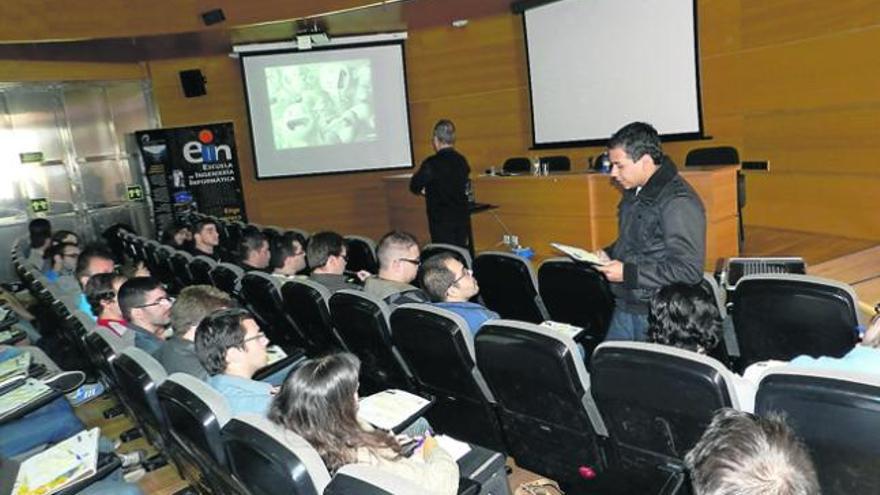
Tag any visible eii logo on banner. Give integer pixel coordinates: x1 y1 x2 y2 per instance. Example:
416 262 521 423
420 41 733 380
183 129 233 164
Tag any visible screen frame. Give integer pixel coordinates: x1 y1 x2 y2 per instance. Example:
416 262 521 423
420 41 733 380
239 39 416 180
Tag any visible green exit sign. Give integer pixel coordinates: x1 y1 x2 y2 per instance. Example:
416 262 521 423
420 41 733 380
127 185 145 201
29 198 49 214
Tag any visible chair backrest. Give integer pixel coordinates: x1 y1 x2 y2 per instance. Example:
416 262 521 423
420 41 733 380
540 155 571 172
153 245 178 289
537 258 614 354
88 326 128 391
328 290 414 393
170 250 195 291
114 347 169 446
239 272 307 352
262 226 283 247
474 320 606 487
502 156 530 174
189 255 218 286
280 278 345 355
731 274 859 370
143 240 162 275
390 304 505 450
755 367 880 495
222 414 331 495
325 464 424 494
420 242 472 270
591 342 742 470
210 262 245 297
684 146 739 167
473 251 549 323
344 235 378 275
699 272 726 318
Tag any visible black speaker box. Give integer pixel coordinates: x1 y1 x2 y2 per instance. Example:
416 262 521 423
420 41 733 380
179 69 207 98
201 8 226 26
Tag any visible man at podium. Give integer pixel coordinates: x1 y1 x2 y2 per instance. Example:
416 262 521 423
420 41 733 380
596 122 706 341
409 119 471 249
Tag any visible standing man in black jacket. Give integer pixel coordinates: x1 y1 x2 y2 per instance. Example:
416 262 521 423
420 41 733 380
596 122 706 341
409 119 471 249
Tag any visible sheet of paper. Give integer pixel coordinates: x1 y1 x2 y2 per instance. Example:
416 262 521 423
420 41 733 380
13 427 100 495
550 243 608 265
357 389 430 432
435 435 471 461
0 379 51 417
0 352 30 381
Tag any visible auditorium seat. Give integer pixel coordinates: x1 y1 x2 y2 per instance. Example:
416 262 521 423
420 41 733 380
158 373 249 494
262 225 283 247
474 320 607 491
539 155 571 172
329 290 415 394
501 156 530 174
537 257 614 356
113 348 170 470
344 235 379 275
188 255 218 286
731 274 859 372
473 251 549 324
222 414 331 495
390 304 506 451
222 220 246 254
143 239 162 276
169 250 194 292
152 244 178 291
280 278 347 355
591 342 749 490
421 242 472 270
239 271 310 354
210 262 245 299
755 367 880 495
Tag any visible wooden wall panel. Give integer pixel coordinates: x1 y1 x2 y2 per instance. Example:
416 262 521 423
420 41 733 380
0 60 145 82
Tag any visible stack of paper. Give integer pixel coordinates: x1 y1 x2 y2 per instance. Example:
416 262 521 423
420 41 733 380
358 389 431 432
540 321 585 340
0 379 52 418
0 352 30 382
12 427 100 495
550 243 608 266
266 345 288 365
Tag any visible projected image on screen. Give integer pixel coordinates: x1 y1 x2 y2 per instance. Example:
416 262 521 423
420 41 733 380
266 59 377 149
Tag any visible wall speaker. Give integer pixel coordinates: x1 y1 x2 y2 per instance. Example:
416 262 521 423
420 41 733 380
179 69 207 98
201 8 226 26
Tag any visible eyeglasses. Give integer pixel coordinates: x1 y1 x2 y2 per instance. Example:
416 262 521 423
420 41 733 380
451 268 473 286
242 332 268 345
397 258 421 266
134 296 174 309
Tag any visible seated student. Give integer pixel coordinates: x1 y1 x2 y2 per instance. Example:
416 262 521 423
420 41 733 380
237 227 272 272
59 244 115 318
647 282 756 411
269 231 308 279
25 218 52 270
51 229 80 247
161 221 192 250
685 408 819 495
774 312 880 376
42 242 80 283
269 353 459 494
157 285 234 380
364 231 430 307
87 272 131 342
421 252 498 336
307 231 363 293
117 277 172 356
195 308 274 415
189 218 228 262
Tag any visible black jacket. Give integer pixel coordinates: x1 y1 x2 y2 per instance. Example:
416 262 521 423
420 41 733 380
605 156 706 313
409 147 470 224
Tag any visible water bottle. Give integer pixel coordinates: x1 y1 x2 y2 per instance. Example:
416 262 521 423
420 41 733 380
532 157 540 176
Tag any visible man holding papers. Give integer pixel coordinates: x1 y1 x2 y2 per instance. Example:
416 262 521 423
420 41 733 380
595 122 706 341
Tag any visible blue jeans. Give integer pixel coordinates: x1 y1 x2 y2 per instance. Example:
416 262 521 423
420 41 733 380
0 397 84 457
604 308 650 342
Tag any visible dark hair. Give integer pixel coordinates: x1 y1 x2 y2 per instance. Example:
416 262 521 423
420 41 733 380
268 353 401 473
433 119 456 146
51 230 79 246
171 285 234 334
270 231 306 271
85 272 127 316
607 121 664 164
376 231 418 270
420 252 458 302
306 231 345 270
161 222 190 247
75 244 115 282
647 283 721 353
44 241 76 263
28 218 51 249
192 218 218 236
194 307 252 375
685 408 819 495
238 226 267 263
117 276 163 321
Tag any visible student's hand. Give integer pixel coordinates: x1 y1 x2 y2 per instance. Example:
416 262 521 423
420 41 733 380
356 270 372 282
270 386 280 395
594 250 611 263
596 260 624 282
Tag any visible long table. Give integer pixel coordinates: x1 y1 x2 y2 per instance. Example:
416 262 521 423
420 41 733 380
383 167 739 270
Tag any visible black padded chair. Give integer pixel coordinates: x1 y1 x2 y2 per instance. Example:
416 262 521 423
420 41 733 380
86 327 127 395
210 262 245 299
590 342 748 489
540 155 571 172
684 146 744 245
239 272 309 354
730 274 859 372
474 320 607 491
537 258 614 356
390 304 506 451
420 242 472 270
143 240 162 276
189 255 218 286
262 226 283 248
344 235 379 275
328 290 415 394
113 348 170 470
473 251 549 324
502 156 530 174
170 250 195 292
222 221 246 254
280 278 347 355
158 373 249 494
153 245 177 291
222 414 331 495
755 368 880 495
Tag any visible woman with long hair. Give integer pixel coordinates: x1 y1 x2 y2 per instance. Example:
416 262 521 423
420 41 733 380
269 352 459 494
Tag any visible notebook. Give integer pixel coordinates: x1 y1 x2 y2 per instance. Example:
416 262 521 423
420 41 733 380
550 243 608 266
0 379 52 418
0 352 30 382
12 427 100 495
357 389 432 433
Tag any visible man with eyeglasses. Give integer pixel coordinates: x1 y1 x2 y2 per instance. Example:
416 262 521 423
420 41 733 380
306 231 364 293
364 231 430 308
422 252 499 336
117 277 172 356
195 308 275 416
42 242 80 283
